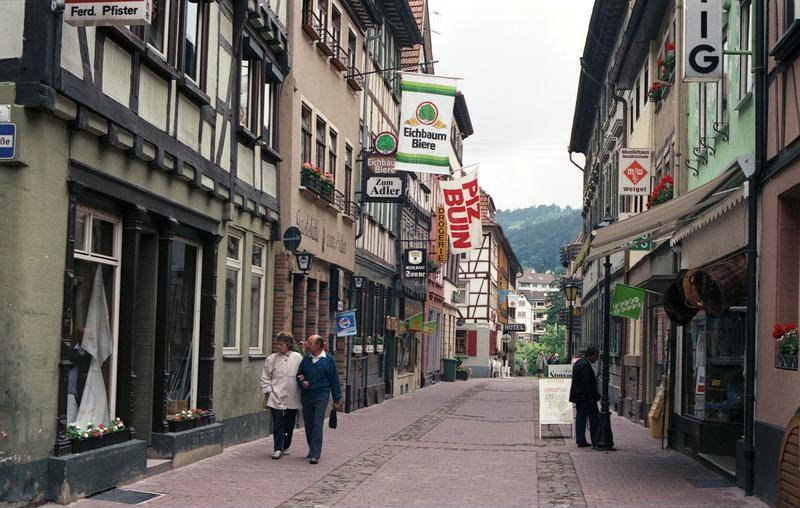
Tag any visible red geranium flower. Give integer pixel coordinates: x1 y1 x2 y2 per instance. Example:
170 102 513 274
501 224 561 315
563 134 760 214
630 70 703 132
665 41 675 51
786 322 797 332
657 58 665 67
773 323 785 339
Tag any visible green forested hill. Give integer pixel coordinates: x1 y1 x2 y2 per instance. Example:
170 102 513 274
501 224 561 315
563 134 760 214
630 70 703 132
495 205 582 272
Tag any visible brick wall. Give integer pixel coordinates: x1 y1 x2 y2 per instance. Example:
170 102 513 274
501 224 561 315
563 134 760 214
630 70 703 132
306 279 319 337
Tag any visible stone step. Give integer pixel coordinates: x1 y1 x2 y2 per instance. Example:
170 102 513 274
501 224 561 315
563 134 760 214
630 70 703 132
144 458 172 478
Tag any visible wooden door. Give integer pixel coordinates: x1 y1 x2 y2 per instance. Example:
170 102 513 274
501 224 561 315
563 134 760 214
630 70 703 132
779 414 800 507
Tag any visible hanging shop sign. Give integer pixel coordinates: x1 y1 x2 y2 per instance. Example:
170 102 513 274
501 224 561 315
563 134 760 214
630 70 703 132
64 0 152 27
610 284 645 320
440 167 482 254
629 235 653 251
403 248 427 279
335 310 357 337
435 206 448 263
618 148 651 196
683 0 722 81
374 131 398 156
364 153 404 203
423 321 437 334
407 313 424 332
396 72 459 174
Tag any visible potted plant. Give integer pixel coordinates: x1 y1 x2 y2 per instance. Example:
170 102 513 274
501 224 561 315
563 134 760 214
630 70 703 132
773 323 799 370
646 174 674 209
376 335 384 353
427 260 440 273
365 335 374 353
455 364 471 381
648 82 664 104
352 336 363 354
659 41 676 82
67 418 129 453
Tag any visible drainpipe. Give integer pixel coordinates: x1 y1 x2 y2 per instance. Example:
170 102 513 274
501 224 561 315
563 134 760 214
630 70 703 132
610 84 628 150
674 0 687 195
744 0 765 496
568 149 585 172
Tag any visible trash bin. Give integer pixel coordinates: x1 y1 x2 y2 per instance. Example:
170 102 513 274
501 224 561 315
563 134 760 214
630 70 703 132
442 358 458 382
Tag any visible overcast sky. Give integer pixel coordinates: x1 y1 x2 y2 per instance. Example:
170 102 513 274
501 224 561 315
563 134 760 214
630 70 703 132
429 1 593 212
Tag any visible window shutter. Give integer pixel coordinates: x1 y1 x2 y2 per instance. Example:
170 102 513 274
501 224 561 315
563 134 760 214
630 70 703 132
467 331 477 356
778 414 800 507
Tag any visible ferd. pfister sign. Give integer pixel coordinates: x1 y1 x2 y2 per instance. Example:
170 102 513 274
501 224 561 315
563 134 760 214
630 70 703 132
65 0 152 27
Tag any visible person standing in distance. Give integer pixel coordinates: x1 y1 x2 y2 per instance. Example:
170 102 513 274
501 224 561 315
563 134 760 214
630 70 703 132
296 334 342 464
260 332 303 459
569 347 600 448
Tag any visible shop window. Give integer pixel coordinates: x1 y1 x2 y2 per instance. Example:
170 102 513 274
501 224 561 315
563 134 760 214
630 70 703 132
775 194 800 370
223 233 243 354
683 311 745 424
70 208 122 427
249 242 266 355
164 240 202 409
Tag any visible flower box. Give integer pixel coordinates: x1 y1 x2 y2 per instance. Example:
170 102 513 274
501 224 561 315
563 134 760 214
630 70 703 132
70 428 131 453
366 344 374 353
376 344 384 353
353 344 363 354
301 170 321 194
168 419 196 433
776 354 798 370
320 184 334 203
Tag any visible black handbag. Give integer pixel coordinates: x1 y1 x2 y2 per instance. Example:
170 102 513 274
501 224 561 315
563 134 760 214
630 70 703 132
329 409 337 429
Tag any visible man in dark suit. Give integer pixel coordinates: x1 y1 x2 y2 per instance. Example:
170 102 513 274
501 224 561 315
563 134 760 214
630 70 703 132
296 335 342 464
569 347 600 448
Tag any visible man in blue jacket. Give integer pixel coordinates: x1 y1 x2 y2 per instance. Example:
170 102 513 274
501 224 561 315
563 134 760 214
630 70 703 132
296 334 342 464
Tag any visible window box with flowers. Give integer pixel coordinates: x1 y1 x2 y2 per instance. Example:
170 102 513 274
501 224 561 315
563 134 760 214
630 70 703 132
300 162 323 194
646 174 674 209
365 335 375 353
166 408 210 433
67 419 130 453
376 335 384 353
773 323 799 370
649 41 676 106
427 260 441 274
320 172 335 203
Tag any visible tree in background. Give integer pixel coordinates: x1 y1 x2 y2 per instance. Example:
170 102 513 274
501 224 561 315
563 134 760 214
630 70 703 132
514 323 566 375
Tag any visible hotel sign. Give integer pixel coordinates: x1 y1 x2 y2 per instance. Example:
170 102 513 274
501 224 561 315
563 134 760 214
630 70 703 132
65 0 152 27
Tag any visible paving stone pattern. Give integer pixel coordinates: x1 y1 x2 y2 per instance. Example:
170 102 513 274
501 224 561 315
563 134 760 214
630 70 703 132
56 378 769 508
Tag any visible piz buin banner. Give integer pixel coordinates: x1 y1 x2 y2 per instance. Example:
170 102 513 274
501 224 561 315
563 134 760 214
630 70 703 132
396 72 459 175
440 167 481 254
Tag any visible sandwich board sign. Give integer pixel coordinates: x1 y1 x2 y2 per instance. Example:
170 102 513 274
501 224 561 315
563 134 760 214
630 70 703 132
538 378 573 439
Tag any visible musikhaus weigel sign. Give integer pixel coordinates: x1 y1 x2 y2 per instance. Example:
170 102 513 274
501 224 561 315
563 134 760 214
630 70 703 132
396 72 460 175
618 148 651 197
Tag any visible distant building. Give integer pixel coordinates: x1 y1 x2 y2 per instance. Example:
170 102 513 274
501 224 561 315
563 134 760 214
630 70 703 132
518 270 557 293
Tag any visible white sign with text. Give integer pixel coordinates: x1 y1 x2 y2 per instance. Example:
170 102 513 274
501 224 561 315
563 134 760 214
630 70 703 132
65 0 152 27
683 0 723 81
538 378 573 439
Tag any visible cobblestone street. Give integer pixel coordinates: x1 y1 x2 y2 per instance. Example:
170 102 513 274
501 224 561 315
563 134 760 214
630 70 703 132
57 379 768 508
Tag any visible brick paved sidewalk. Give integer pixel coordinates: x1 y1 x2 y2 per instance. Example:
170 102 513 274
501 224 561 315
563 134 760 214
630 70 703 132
55 378 768 508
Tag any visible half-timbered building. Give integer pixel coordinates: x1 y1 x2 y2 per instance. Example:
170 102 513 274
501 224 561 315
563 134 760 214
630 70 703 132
455 190 521 378
0 0 288 503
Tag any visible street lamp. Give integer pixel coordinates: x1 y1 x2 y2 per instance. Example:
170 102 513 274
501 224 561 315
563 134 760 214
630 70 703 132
594 210 615 451
294 250 314 274
351 275 367 290
564 280 578 359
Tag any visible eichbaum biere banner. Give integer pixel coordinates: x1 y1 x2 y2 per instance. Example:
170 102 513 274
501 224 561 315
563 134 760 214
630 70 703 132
396 72 459 175
440 166 482 255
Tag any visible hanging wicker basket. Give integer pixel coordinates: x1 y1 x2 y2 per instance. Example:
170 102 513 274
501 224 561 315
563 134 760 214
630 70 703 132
692 254 747 317
664 270 699 325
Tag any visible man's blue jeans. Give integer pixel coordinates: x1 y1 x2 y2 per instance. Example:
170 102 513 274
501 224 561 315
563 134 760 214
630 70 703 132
301 397 328 459
575 400 599 446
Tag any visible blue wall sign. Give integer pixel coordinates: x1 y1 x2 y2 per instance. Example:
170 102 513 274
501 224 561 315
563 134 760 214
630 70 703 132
335 310 357 337
0 124 16 160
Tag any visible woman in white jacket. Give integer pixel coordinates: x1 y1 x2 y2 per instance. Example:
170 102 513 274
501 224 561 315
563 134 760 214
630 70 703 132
260 332 303 459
